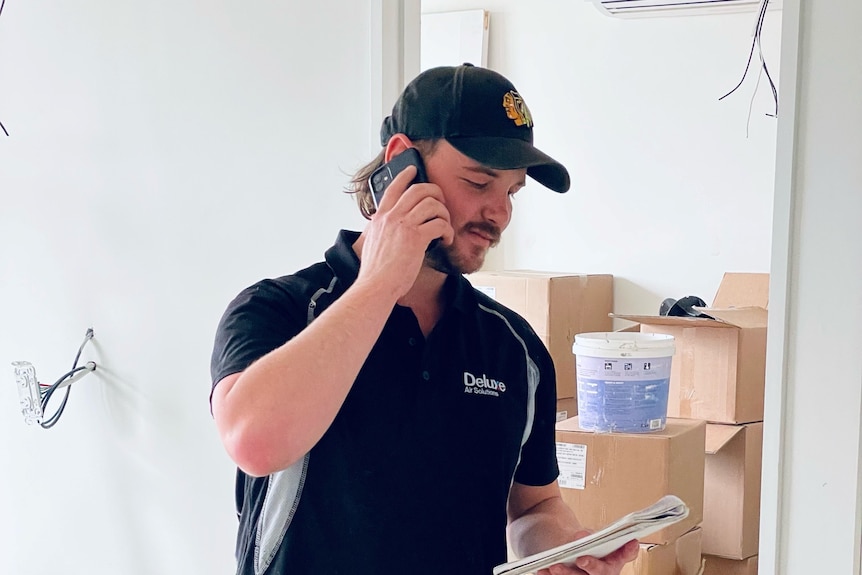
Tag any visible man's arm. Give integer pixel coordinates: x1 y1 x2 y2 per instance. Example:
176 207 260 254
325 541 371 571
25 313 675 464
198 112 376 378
211 277 401 478
212 164 453 478
507 481 639 575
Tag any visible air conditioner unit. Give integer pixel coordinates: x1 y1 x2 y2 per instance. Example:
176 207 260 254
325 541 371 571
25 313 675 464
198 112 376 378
588 0 781 18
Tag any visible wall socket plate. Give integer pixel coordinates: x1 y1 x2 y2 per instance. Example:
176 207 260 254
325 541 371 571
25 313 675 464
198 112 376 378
13 361 42 425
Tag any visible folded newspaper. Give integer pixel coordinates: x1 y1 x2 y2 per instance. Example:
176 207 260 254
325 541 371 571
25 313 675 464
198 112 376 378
493 495 689 575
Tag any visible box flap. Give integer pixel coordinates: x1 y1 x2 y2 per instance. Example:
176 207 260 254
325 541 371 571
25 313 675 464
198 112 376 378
555 417 580 432
471 270 600 280
509 269 588 278
705 424 744 454
611 314 740 329
697 307 768 329
614 322 641 333
712 272 769 309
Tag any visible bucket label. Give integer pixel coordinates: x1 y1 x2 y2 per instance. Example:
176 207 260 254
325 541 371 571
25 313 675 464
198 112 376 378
576 355 672 434
556 442 587 490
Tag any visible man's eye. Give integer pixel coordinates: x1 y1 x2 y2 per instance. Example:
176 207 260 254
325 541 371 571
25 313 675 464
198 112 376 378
464 179 489 189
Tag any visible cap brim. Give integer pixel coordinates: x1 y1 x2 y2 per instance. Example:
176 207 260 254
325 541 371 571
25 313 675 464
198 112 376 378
447 137 570 193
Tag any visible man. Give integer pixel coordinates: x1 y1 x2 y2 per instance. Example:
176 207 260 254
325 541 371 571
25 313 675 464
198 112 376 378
210 64 638 575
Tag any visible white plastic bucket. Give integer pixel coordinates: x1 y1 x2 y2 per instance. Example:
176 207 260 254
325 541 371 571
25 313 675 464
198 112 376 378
573 332 676 433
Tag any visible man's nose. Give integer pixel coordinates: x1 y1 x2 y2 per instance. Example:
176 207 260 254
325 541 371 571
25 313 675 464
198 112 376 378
483 192 512 228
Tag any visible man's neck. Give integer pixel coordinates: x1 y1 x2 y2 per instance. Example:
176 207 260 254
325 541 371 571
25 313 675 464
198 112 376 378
398 266 448 338
352 232 449 337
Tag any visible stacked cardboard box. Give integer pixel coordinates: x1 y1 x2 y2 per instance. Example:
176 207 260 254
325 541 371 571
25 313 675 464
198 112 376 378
702 554 758 575
615 272 768 570
466 271 614 403
555 417 706 573
556 397 577 423
621 527 704 575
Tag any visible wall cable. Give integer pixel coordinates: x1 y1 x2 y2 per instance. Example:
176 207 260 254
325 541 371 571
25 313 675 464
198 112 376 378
747 64 764 138
719 0 778 120
38 328 97 429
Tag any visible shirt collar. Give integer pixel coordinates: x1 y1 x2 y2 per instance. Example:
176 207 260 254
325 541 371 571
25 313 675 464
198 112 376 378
324 229 362 284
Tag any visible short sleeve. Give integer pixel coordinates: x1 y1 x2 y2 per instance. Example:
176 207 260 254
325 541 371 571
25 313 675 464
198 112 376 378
512 340 560 487
210 279 307 397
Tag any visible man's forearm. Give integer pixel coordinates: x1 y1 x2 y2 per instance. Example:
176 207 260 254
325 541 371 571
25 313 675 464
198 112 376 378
508 495 587 559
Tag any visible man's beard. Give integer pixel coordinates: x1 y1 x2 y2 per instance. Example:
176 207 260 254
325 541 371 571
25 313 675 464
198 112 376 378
425 240 461 275
425 222 501 276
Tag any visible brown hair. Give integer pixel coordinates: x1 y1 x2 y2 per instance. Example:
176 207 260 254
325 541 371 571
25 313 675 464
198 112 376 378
347 139 440 220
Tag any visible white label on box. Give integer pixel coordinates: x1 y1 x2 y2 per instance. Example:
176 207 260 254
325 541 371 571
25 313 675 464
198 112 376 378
474 286 496 300
556 442 587 490
556 410 568 422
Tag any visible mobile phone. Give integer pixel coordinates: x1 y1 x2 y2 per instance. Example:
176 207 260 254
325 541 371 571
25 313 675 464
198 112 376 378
369 147 428 209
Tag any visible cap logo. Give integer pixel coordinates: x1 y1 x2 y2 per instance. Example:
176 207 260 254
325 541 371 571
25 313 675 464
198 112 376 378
502 91 533 128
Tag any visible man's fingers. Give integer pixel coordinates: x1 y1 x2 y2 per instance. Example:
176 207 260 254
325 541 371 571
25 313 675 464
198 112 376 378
601 539 639 565
410 195 450 226
375 165 417 212
546 562 587 575
375 182 452 247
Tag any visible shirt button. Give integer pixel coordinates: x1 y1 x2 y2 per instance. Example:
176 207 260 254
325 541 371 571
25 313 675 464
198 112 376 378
408 337 417 347
422 370 430 381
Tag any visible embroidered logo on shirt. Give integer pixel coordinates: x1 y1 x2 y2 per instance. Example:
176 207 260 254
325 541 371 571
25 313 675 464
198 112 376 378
463 371 507 397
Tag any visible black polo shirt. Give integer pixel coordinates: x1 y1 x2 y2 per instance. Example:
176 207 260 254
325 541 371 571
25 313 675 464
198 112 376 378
211 230 559 575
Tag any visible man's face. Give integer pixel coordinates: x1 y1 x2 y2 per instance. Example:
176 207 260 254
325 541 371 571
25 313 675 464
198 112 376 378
421 140 526 275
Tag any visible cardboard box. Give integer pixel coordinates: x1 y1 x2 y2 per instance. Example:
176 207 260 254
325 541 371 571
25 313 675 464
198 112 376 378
703 422 763 559
614 272 769 423
621 527 703 575
556 397 577 422
555 417 705 544
702 554 758 575
467 271 614 399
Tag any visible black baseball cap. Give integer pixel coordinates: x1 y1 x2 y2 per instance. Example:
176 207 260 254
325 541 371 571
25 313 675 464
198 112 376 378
380 64 570 193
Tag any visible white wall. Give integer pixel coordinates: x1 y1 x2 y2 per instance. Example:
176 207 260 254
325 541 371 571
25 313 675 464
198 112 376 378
423 0 781 316
0 2 373 573
0 1 792 574
761 0 862 572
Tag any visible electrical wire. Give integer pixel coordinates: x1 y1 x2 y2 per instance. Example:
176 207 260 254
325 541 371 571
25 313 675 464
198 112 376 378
755 1 778 118
0 0 8 136
40 365 89 428
747 64 764 138
39 328 96 429
718 0 778 119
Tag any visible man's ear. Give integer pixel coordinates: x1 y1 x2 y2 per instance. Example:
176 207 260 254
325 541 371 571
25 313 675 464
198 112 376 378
383 133 413 163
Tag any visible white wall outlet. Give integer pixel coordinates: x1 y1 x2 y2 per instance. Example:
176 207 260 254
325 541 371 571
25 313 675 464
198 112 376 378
13 361 42 425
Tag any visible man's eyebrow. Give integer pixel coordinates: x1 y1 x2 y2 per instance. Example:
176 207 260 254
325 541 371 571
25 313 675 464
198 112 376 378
462 164 527 188
462 165 499 178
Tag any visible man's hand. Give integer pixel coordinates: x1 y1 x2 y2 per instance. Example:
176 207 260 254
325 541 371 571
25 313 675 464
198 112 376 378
538 535 639 575
507 483 640 575
359 164 453 298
